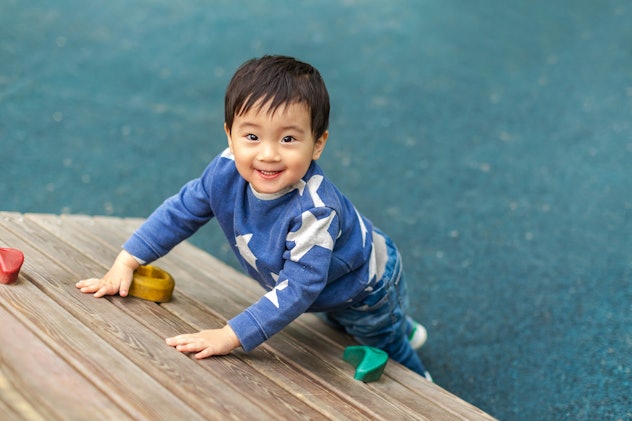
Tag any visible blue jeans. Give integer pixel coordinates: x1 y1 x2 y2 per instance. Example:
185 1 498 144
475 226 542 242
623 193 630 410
324 233 427 376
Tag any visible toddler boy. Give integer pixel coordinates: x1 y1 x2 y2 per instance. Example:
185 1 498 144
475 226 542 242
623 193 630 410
76 55 430 379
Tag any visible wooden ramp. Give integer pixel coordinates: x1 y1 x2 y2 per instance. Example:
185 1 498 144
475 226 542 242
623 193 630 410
0 212 496 420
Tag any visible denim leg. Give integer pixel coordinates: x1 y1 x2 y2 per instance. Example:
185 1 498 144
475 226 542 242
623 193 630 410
326 247 427 376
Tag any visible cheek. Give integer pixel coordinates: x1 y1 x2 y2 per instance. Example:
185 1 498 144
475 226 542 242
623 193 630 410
234 154 250 169
233 159 252 180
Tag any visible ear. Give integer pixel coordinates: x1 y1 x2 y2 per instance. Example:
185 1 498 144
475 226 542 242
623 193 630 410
312 130 328 160
224 122 234 153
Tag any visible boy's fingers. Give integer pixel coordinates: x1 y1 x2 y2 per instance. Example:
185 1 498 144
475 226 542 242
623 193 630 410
176 343 198 352
96 282 120 298
166 334 192 346
166 333 224 359
119 278 132 297
76 279 100 294
195 349 212 359
76 276 128 298
76 278 97 288
166 335 205 352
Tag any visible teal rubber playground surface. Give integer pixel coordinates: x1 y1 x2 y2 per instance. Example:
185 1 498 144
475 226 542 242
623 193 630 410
2 1 631 419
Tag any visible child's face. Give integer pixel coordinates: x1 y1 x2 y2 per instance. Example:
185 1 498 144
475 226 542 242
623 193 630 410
225 101 328 195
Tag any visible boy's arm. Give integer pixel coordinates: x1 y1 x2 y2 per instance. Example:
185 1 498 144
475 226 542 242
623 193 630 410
76 250 140 297
166 208 339 359
124 164 219 264
229 208 338 352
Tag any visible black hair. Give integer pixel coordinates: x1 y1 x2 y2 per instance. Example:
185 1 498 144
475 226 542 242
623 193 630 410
224 55 330 139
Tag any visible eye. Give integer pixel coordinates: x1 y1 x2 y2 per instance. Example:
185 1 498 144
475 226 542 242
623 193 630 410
246 134 258 141
281 136 296 143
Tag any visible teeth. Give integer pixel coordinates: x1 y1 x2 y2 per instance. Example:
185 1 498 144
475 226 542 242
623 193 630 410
260 170 279 175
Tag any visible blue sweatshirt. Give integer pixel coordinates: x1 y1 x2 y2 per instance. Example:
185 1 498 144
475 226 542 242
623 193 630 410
123 149 380 351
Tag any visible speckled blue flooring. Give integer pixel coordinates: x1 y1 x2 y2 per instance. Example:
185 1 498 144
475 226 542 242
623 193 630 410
2 1 631 419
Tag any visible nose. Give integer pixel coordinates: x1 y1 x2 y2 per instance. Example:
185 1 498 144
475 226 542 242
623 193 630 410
256 141 280 162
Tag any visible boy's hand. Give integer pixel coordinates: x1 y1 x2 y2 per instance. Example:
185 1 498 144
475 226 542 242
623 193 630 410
75 250 140 298
166 325 241 359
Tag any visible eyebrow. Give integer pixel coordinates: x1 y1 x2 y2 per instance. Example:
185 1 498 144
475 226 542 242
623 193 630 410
235 122 262 130
280 125 307 133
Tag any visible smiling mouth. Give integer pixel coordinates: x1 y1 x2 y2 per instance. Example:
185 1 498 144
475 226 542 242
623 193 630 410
257 169 282 178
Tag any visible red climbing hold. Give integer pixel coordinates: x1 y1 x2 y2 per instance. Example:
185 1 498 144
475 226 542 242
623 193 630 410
0 248 25 285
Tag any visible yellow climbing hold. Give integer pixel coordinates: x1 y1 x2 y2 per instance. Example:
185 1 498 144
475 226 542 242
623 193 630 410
129 265 175 303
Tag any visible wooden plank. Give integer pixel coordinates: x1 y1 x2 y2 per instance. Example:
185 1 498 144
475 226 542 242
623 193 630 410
58 215 420 419
121 293 369 420
0 398 40 421
0 348 49 421
47 212 497 420
0 214 275 420
298 313 497 421
26 214 372 420
139 220 497 420
0 277 200 421
71 217 468 420
0 223 209 420
146 219 497 420
0 302 131 420
10 212 343 420
3 212 496 420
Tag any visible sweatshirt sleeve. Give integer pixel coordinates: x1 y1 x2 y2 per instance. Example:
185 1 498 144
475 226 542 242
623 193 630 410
228 207 339 351
123 163 217 263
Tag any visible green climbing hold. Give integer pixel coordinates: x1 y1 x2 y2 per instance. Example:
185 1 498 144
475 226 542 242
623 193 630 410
343 345 389 382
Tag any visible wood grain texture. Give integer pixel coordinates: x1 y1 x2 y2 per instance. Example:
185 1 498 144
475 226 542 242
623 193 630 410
0 212 496 421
